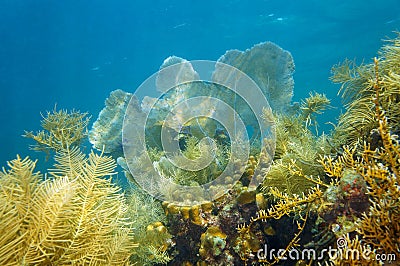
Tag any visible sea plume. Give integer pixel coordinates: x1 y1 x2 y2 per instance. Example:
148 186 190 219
0 149 136 265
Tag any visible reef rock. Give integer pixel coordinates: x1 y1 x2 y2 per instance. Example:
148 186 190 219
213 41 295 113
89 89 132 157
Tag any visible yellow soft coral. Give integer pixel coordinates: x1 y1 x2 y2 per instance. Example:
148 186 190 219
0 150 136 265
24 107 90 156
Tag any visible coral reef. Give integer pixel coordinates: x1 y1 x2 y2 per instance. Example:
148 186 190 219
321 56 400 260
240 35 400 265
236 186 322 264
199 226 228 258
4 34 400 266
163 181 261 265
121 51 276 205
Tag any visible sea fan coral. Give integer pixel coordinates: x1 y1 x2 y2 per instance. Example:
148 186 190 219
213 41 295 113
89 89 133 157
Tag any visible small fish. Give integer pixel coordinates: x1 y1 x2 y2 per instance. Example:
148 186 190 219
385 18 398 24
90 66 100 71
173 23 187 29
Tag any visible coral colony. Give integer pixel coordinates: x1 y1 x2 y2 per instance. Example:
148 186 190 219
1 34 400 265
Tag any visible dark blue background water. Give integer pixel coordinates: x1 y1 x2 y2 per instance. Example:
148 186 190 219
1 0 400 167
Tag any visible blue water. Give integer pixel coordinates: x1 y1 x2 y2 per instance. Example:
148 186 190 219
1 0 400 167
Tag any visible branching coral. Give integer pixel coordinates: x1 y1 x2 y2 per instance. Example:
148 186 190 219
318 57 400 263
24 107 90 156
235 186 323 264
328 234 379 266
300 91 331 131
356 58 399 257
320 139 399 262
261 93 330 198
